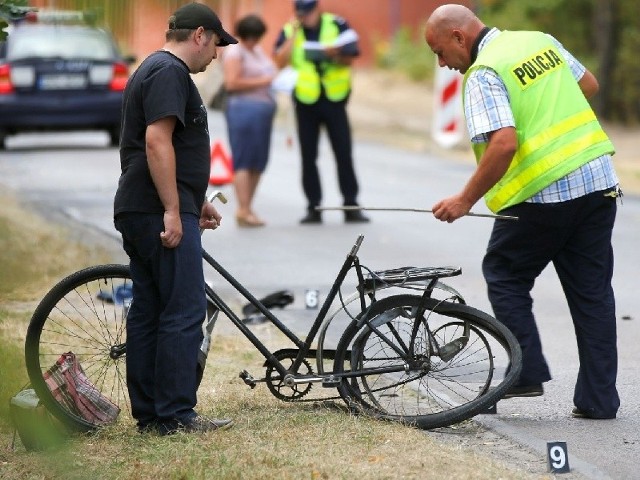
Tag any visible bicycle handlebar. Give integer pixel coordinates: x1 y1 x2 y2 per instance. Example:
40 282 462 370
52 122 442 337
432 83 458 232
349 234 364 257
200 190 228 235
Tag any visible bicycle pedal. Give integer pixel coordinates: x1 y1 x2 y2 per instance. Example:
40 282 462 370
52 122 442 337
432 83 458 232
439 336 468 362
239 370 256 389
321 375 341 387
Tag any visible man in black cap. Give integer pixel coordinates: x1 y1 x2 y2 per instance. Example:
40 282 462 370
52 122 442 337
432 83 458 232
275 0 369 224
114 2 237 435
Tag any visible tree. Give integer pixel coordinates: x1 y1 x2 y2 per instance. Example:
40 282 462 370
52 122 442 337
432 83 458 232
590 0 614 118
477 0 639 124
0 0 33 40
608 0 640 122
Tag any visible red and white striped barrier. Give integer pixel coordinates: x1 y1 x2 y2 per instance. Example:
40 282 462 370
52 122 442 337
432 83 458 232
431 61 464 149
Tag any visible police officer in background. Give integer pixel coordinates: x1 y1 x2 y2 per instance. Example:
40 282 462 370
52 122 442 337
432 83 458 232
425 4 621 419
275 0 369 224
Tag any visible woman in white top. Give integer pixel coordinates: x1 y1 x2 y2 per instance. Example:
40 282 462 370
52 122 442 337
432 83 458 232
223 14 277 227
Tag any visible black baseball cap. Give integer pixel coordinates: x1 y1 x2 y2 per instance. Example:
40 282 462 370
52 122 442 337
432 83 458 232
294 0 318 15
169 3 238 46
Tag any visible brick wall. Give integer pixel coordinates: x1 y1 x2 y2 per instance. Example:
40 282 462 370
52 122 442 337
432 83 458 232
225 0 453 67
29 0 470 67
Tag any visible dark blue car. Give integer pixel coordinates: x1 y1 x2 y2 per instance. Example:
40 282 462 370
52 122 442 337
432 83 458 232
0 16 134 149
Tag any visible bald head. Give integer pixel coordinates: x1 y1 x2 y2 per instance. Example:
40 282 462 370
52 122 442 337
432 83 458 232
426 4 479 35
424 4 485 74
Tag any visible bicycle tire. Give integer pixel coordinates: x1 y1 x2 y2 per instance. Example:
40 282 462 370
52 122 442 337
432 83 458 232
25 264 132 433
332 294 521 430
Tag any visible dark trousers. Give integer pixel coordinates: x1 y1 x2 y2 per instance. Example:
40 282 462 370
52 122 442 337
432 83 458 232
482 189 619 418
294 95 359 209
114 212 205 430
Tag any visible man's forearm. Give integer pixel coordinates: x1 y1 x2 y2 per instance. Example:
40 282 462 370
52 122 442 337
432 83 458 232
147 147 179 213
146 119 179 213
461 128 517 205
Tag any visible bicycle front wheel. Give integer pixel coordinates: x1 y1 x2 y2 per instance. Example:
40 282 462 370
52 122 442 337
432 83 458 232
25 264 131 433
333 294 521 430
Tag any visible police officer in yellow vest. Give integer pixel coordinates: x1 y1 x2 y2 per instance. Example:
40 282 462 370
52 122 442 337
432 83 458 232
275 0 369 224
426 4 621 419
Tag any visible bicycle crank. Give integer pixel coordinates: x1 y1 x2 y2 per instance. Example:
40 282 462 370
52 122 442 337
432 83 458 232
264 350 314 402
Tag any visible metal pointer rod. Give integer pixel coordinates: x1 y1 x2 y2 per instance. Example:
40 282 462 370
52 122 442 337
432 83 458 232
316 206 518 221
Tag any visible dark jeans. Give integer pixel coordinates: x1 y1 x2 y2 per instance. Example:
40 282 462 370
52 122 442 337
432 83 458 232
482 189 620 417
294 95 359 208
114 212 205 430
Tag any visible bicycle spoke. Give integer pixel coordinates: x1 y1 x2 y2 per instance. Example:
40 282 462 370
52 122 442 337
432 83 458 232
26 265 132 432
333 294 520 429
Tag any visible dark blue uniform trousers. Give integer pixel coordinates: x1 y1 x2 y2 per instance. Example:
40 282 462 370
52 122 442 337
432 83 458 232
482 189 619 418
294 94 359 209
115 212 205 430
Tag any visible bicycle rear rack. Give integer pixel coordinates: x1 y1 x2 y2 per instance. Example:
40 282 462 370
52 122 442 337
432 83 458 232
362 266 461 291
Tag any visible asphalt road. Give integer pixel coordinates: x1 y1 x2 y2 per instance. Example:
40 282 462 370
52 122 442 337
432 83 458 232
1 110 638 479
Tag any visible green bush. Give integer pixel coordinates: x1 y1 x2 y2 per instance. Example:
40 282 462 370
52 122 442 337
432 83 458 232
610 14 640 122
0 323 29 429
373 27 434 82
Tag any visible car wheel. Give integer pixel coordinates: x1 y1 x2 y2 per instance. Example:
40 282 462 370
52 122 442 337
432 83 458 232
0 130 7 150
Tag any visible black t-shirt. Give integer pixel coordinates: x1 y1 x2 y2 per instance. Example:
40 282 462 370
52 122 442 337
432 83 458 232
114 50 210 218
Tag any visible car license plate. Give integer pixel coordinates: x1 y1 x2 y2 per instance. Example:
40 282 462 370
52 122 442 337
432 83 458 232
39 74 87 90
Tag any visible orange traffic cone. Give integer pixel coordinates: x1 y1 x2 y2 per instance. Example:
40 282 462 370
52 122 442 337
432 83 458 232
208 140 234 186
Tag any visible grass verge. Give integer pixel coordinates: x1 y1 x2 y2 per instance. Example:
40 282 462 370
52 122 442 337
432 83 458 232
0 192 543 479
0 193 113 437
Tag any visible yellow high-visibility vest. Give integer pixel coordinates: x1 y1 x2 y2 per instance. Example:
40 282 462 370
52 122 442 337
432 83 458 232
284 13 351 104
463 31 615 212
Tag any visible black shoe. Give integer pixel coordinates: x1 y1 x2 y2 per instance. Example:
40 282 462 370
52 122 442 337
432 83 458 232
571 408 589 419
571 407 616 419
137 421 158 434
344 209 370 223
242 290 294 316
300 209 322 224
158 415 233 435
181 415 233 433
502 383 544 399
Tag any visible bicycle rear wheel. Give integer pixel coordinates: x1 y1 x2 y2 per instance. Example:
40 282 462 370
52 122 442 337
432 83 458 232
333 294 521 429
25 264 131 432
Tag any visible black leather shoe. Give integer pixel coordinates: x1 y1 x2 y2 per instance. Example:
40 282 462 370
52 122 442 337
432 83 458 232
182 415 233 433
571 408 589 418
344 209 370 223
300 210 322 224
137 421 158 434
571 407 616 419
502 383 543 399
158 415 234 435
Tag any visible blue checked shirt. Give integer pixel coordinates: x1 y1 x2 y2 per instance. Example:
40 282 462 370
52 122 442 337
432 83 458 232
465 28 618 203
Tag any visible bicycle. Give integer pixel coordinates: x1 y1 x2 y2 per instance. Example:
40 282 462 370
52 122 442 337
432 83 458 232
24 193 522 433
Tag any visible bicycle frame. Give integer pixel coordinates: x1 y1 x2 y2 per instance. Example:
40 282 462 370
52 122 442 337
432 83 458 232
200 232 470 390
201 235 366 381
